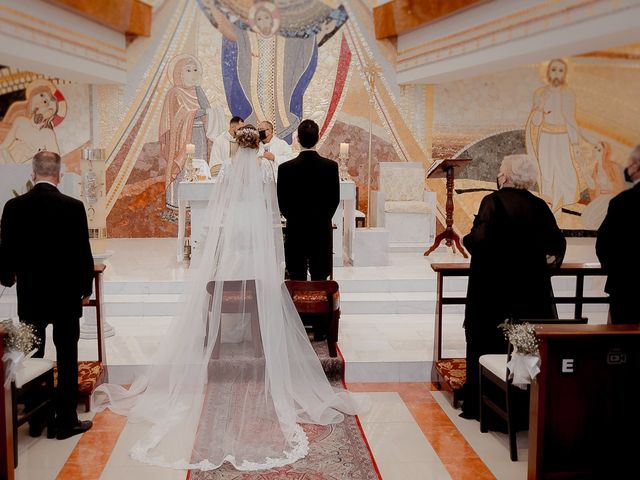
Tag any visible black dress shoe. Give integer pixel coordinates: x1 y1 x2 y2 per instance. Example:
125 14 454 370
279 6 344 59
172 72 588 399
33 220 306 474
458 410 478 420
28 423 44 438
56 420 93 440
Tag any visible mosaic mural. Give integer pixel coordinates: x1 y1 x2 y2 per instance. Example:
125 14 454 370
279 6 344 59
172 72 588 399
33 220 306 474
0 67 89 214
434 55 640 234
1 1 639 239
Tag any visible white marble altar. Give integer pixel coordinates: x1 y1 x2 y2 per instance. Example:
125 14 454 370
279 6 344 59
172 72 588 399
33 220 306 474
177 180 357 266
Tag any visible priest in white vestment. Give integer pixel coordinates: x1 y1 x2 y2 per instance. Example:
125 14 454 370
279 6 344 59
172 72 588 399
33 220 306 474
258 120 293 180
209 116 244 174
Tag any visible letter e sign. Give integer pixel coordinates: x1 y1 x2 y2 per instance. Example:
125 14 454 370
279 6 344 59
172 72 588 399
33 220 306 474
562 359 574 373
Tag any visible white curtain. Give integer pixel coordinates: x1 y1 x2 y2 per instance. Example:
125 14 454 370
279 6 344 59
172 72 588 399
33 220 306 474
92 145 369 471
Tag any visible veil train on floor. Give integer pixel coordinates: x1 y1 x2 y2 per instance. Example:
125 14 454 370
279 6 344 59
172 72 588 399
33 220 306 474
92 132 369 471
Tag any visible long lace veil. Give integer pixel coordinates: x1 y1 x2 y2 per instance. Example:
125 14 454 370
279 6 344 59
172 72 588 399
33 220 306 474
92 133 368 471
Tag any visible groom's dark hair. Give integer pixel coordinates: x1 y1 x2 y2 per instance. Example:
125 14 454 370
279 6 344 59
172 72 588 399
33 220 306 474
298 119 319 149
230 116 244 125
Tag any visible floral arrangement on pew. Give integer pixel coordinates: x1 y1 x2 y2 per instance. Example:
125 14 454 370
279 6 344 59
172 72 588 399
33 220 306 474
499 320 541 389
1 317 41 388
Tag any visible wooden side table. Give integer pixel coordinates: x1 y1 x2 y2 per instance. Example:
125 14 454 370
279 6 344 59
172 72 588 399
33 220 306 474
424 158 471 258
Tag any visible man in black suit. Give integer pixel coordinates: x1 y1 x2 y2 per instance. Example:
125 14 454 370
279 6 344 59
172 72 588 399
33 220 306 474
0 151 94 439
277 119 339 281
596 145 640 324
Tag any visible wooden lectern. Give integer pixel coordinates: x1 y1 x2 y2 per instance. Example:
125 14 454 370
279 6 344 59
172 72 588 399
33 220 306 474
424 158 471 258
529 324 640 480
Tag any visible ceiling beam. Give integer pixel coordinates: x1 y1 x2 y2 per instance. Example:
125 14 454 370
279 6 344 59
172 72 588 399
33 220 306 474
373 0 486 40
44 0 151 37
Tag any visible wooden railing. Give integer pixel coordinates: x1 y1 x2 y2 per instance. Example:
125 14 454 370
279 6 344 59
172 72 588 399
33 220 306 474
431 262 610 369
91 264 107 365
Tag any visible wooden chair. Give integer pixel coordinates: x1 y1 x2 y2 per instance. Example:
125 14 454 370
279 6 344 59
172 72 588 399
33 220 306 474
479 317 588 461
11 359 55 466
205 280 263 358
0 327 14 479
285 280 340 357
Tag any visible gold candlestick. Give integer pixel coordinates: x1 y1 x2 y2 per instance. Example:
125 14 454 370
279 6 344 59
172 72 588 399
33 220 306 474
363 62 380 228
338 153 351 181
183 143 198 183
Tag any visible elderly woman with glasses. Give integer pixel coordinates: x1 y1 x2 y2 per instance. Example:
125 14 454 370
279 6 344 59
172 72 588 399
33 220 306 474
460 154 566 421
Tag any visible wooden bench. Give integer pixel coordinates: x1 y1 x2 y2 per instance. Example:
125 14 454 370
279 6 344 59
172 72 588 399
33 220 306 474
285 280 341 357
205 280 263 358
431 262 610 407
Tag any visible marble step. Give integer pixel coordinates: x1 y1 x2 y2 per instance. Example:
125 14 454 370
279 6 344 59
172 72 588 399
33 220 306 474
96 292 452 317
98 274 604 295
0 288 608 318
100 291 607 318
99 278 445 295
388 242 429 253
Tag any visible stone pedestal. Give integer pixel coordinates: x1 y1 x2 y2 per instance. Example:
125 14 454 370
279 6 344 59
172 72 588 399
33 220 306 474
79 250 115 340
353 227 389 266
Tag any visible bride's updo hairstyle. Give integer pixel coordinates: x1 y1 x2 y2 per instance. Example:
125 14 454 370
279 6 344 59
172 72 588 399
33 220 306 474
235 124 260 149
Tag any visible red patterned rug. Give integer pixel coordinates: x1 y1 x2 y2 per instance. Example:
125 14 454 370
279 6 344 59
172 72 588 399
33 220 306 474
188 340 380 480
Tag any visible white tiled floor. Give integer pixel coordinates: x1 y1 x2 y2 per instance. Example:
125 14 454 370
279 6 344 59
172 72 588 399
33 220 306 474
432 390 528 480
100 422 186 480
14 411 95 480
357 392 451 480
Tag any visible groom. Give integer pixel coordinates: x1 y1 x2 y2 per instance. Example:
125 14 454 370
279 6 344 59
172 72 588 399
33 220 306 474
277 120 339 281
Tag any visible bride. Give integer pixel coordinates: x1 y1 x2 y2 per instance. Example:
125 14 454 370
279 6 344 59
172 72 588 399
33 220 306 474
92 125 369 471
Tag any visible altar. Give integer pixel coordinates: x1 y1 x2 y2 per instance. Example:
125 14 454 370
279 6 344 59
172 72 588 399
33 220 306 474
177 180 356 267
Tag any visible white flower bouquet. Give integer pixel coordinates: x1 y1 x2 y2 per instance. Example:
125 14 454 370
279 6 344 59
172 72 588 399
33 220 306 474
2 318 41 388
499 321 541 389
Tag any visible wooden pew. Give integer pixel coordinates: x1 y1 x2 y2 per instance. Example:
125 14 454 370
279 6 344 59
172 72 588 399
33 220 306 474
431 262 610 403
529 324 640 479
0 326 15 478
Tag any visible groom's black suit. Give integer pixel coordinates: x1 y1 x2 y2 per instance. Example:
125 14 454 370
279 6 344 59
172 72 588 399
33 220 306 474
277 150 339 280
0 182 94 428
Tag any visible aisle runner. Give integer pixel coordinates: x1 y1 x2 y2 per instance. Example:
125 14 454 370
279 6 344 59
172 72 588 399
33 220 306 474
189 341 380 480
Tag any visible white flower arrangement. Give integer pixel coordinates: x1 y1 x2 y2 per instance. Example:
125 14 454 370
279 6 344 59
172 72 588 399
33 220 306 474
1 318 40 356
2 318 41 388
499 321 541 389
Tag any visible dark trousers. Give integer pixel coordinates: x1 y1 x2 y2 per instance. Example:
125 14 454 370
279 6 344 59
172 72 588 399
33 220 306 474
285 225 333 281
609 298 637 324
461 326 507 419
23 317 80 428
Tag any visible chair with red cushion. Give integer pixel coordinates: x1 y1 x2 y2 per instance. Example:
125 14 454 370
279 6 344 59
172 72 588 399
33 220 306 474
285 280 340 357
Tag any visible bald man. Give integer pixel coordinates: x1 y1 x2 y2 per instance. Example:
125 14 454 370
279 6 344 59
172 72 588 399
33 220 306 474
257 120 294 179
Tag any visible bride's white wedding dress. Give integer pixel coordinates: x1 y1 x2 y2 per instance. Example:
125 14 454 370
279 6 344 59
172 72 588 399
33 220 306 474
92 144 369 471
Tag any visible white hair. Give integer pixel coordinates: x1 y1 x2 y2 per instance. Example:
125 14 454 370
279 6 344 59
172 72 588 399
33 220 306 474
501 154 537 189
33 151 61 177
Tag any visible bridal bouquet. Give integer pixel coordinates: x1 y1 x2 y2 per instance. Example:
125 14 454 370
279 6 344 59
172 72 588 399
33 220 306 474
499 321 541 389
1 318 41 388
